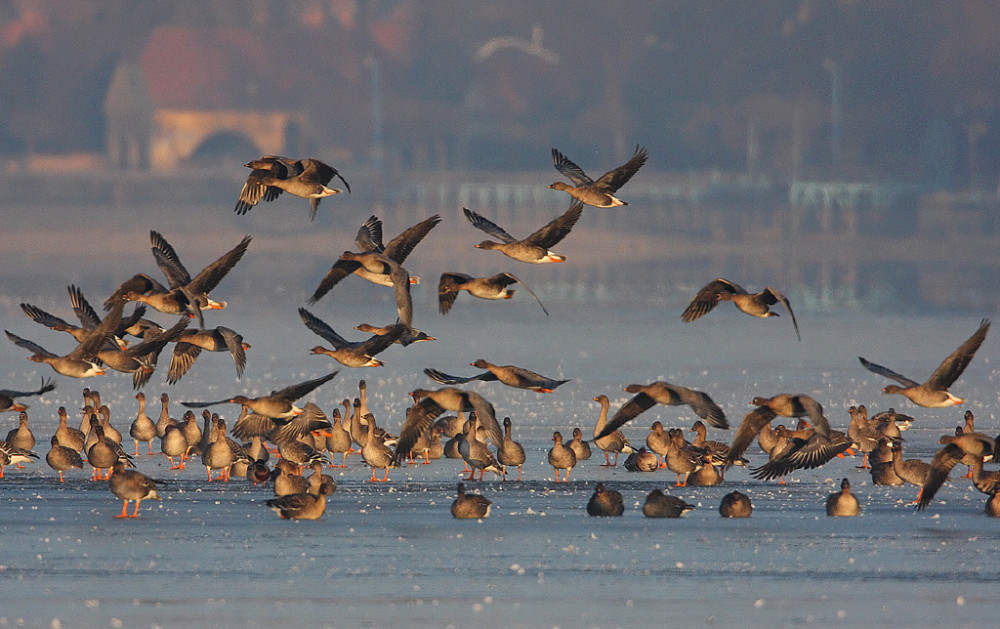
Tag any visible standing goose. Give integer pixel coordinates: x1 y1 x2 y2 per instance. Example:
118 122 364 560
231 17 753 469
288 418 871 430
458 416 504 481
236 156 350 221
130 392 157 455
299 308 404 368
568 427 592 462
643 488 695 518
308 214 440 302
55 406 86 452
646 422 672 469
847 405 880 469
437 271 548 316
325 409 353 468
547 431 576 483
586 482 624 516
826 478 861 516
6 410 35 452
108 460 163 518
592 394 635 467
0 378 56 413
424 359 569 393
362 414 395 483
160 425 190 470
549 145 648 208
681 278 800 341
859 319 990 407
463 201 583 263
451 482 492 519
181 371 339 420
166 326 250 384
496 417 526 481
665 428 704 487
46 435 83 482
594 381 728 443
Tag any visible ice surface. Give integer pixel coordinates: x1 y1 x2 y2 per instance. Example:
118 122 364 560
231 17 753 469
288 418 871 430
1 203 998 628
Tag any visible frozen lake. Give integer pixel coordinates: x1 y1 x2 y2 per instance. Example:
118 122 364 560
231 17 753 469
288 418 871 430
1 197 999 628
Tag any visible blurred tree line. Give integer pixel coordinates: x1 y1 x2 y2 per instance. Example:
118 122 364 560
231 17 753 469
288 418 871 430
1 0 998 188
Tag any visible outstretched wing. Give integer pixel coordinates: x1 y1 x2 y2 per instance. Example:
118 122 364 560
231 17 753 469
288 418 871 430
858 356 920 388
523 201 584 249
299 308 352 349
463 208 516 243
423 367 498 385
593 145 648 192
383 215 442 264
594 392 658 441
925 318 990 391
725 406 778 469
500 272 549 316
761 287 801 341
551 148 593 186
681 278 745 322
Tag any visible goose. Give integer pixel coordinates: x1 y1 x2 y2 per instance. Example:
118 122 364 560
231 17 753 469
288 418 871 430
424 359 569 393
182 371 338 419
643 488 695 518
826 478 861 516
917 431 995 510
46 435 83 482
129 392 157 455
308 215 439 302
166 326 249 384
496 417 526 481
681 278 800 341
265 484 332 519
236 156 350 221
594 382 728 444
299 308 404 368
5 301 124 378
463 201 583 263
437 271 548 316
859 319 990 407
592 394 635 467
0 377 56 413
108 461 163 518
549 145 648 208
547 431 576 483
586 482 624 516
719 491 753 517
451 482 492 519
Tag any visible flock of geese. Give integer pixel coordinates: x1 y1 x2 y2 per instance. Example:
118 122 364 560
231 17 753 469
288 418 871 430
2 148 999 521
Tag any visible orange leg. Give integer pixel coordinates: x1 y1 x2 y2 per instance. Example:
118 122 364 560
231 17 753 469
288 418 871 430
554 468 561 482
115 499 130 518
601 452 613 467
58 471 65 483
131 500 141 518
147 442 154 455
422 451 430 465
464 467 476 481
517 466 523 482
381 468 389 482
207 468 214 482
563 468 570 483
133 442 140 456
370 468 380 482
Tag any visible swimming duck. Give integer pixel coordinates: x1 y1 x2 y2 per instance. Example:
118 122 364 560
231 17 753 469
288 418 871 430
826 478 860 516
859 319 990 407
681 278 800 341
451 482 492 519
108 460 163 518
643 488 695 518
549 145 648 208
547 431 576 483
719 491 753 517
437 271 548 316
586 482 624 516
299 308 404 368
463 201 583 264
308 215 439 302
166 326 249 384
236 156 350 221
424 359 569 393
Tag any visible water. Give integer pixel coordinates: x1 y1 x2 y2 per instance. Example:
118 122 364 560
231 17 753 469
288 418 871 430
1 197 998 628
